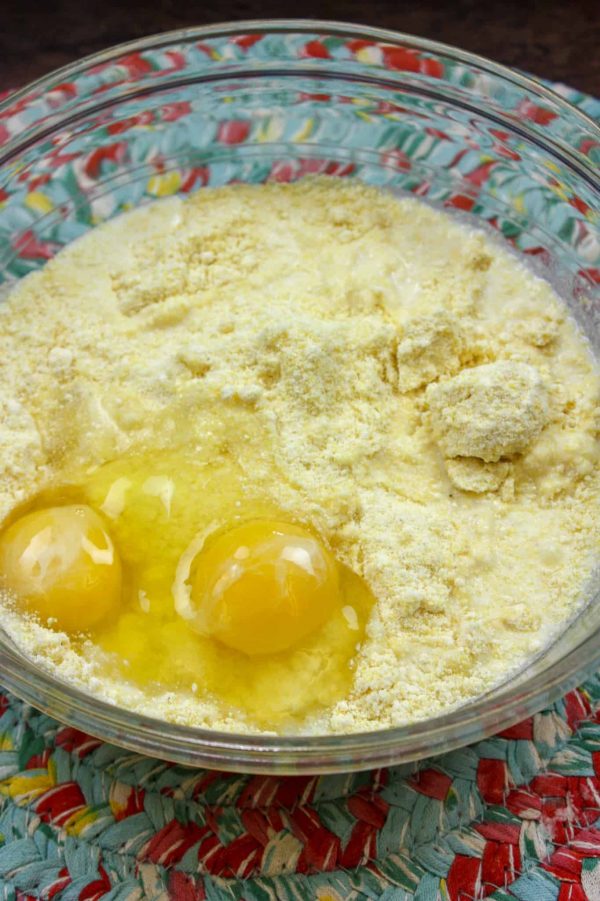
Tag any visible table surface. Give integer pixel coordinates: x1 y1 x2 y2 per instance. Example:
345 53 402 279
2 0 599 96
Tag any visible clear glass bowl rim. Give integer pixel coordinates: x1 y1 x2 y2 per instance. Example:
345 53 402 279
1 18 599 173
0 19 599 773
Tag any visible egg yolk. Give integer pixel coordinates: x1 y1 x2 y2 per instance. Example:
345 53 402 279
0 504 122 632
188 519 340 655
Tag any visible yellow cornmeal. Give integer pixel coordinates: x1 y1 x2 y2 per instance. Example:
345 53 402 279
0 178 599 735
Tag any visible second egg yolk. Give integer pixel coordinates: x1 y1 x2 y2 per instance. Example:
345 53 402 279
188 519 340 655
0 504 122 633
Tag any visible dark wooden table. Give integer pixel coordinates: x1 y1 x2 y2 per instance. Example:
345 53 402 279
2 0 599 97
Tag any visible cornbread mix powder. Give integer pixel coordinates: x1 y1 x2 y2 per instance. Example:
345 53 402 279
0 179 598 735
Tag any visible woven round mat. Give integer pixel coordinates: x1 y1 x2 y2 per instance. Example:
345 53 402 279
2 681 600 900
0 77 599 900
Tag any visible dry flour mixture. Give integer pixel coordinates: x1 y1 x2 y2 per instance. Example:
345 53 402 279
0 178 598 735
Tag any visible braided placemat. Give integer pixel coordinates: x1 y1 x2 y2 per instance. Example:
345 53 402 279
0 76 599 900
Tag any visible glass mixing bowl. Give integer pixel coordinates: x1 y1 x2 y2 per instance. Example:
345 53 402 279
0 21 599 774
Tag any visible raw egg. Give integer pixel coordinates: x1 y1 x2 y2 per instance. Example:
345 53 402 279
0 504 122 632
188 519 339 655
0 447 374 728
